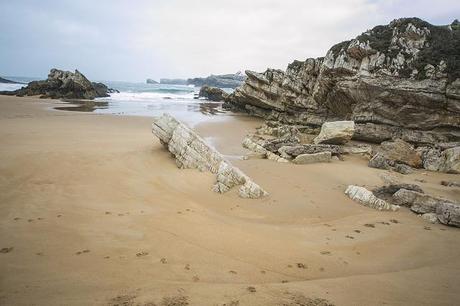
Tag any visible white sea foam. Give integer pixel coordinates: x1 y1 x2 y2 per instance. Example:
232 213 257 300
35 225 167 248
0 83 25 91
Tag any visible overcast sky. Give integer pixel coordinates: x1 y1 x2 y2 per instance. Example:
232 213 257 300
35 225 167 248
1 0 459 82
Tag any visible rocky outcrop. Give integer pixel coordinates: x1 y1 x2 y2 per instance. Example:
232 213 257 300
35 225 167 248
0 77 21 84
374 139 422 168
198 86 228 101
0 69 116 99
345 185 399 211
160 72 246 88
392 189 456 214
313 121 355 144
152 113 267 198
224 18 460 146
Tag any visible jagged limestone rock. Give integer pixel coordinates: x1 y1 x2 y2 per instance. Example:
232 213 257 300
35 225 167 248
152 114 268 198
293 152 332 164
242 136 289 163
313 121 355 144
224 18 460 146
345 185 400 211
438 146 460 173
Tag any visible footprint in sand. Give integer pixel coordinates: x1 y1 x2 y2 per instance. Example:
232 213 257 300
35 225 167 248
13 217 21 221
247 286 256 293
28 219 34 222
160 258 168 264
320 251 331 255
118 213 124 217
1 247 13 253
296 263 307 269
192 275 200 282
57 214 62 218
354 230 361 233
184 264 190 270
260 270 266 274
378 221 390 225
424 226 432 230
75 249 90 255
136 251 149 257
229 270 237 274
36 252 43 256
105 212 111 215
37 217 44 220
389 219 399 224
364 223 375 228
345 235 355 239
104 256 110 259
319 267 325 272
281 280 289 283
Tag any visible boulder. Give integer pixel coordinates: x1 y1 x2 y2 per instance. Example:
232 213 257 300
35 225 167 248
152 113 267 198
436 202 460 227
392 189 451 213
242 136 289 163
376 139 422 168
372 183 423 202
146 79 158 84
293 152 332 164
198 86 228 101
313 121 355 145
438 147 460 173
345 185 399 211
394 163 414 174
278 144 342 159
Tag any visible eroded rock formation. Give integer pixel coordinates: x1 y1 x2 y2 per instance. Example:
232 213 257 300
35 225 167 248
0 69 117 99
198 86 228 101
151 113 267 198
224 18 460 146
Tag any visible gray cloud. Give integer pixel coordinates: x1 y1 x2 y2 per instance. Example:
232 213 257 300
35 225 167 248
1 0 459 81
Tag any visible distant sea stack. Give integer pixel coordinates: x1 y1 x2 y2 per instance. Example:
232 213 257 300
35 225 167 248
224 18 460 146
160 72 246 88
146 78 158 84
0 68 118 100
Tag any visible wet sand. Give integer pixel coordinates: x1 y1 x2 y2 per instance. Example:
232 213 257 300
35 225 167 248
0 95 459 306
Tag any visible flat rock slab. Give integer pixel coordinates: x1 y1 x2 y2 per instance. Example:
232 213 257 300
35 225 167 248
152 113 268 198
293 152 332 164
345 185 399 211
314 121 355 145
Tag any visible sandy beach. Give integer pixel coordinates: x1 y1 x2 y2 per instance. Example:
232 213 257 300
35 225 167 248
1 95 459 306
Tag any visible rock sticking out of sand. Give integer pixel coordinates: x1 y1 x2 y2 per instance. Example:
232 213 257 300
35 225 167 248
152 113 268 198
345 185 399 211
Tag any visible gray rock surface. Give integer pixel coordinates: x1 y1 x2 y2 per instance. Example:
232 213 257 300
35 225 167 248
376 139 422 168
198 86 228 101
345 185 399 211
392 189 451 213
293 152 332 164
438 146 460 173
436 202 460 227
421 213 439 224
313 121 355 144
224 18 460 146
152 114 268 198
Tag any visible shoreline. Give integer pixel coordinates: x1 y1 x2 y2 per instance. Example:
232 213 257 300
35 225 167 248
0 95 459 306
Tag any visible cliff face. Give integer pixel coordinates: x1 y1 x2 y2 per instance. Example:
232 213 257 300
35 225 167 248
225 18 460 145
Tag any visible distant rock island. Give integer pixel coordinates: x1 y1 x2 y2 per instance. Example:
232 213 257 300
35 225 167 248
146 78 158 84
0 69 118 100
225 18 460 146
0 77 21 84
159 72 246 88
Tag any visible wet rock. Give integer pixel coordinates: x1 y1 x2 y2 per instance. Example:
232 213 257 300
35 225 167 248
293 152 331 164
436 202 460 227
198 86 228 101
313 121 355 145
345 185 399 211
152 113 267 198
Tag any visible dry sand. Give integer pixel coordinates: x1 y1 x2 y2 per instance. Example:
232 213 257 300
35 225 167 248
0 95 459 306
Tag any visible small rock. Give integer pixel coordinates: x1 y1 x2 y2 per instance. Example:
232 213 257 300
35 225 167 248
293 152 331 164
436 202 460 227
345 185 399 211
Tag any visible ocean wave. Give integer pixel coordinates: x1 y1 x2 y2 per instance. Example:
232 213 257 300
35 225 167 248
102 90 196 102
0 83 26 91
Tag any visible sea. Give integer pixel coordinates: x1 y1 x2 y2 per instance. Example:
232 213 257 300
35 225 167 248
0 77 235 126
